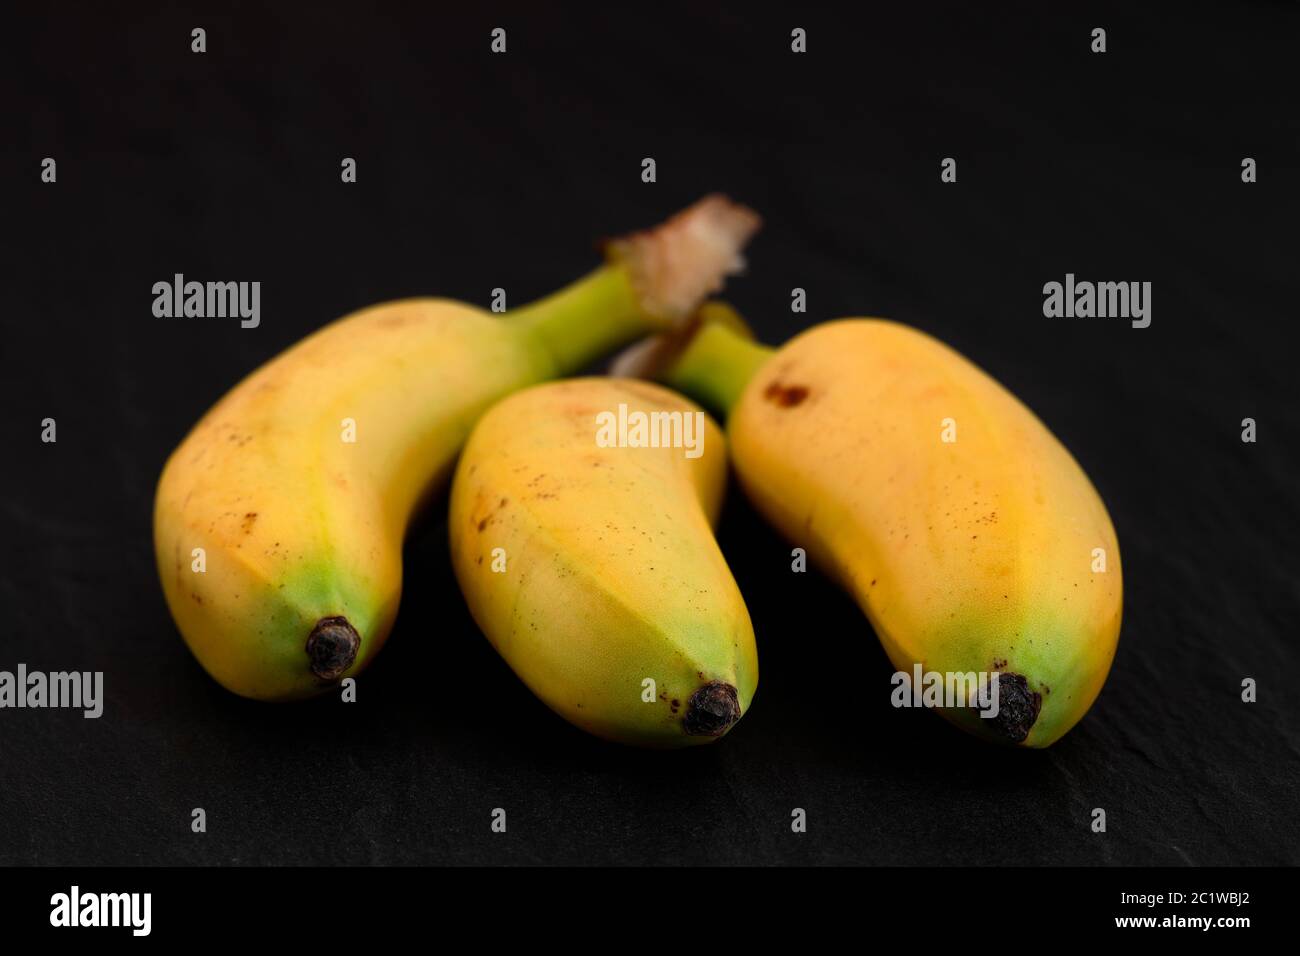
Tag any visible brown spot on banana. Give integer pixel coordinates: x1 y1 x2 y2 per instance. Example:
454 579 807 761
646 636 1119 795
763 381 810 407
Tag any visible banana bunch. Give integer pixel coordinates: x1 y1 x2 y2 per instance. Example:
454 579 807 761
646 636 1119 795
155 198 1122 750
153 197 759 701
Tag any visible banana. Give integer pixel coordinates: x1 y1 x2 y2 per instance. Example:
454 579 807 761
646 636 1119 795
153 197 760 701
449 378 756 747
635 316 1121 747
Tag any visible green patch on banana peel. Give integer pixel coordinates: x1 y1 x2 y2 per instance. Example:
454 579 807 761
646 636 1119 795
902 607 1103 748
235 558 397 701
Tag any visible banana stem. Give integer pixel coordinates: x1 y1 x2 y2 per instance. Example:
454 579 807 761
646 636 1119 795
510 195 762 377
660 320 775 421
507 264 651 375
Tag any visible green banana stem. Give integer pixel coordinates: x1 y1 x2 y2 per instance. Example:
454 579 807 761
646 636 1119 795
507 264 652 375
659 319 775 420
509 194 763 377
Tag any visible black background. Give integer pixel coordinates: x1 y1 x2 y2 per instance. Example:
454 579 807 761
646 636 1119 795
3 3 1297 866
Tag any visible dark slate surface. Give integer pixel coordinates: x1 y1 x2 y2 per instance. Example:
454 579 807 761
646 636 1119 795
3 3 1296 865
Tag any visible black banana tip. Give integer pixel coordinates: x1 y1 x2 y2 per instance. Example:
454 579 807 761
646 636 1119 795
683 681 741 737
990 672 1042 744
306 616 360 681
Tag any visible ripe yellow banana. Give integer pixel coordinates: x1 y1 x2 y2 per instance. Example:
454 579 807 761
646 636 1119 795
449 378 757 746
638 315 1121 747
153 197 760 701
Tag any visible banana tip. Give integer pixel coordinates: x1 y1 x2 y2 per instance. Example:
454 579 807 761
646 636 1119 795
306 616 360 681
991 672 1042 744
683 681 741 737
